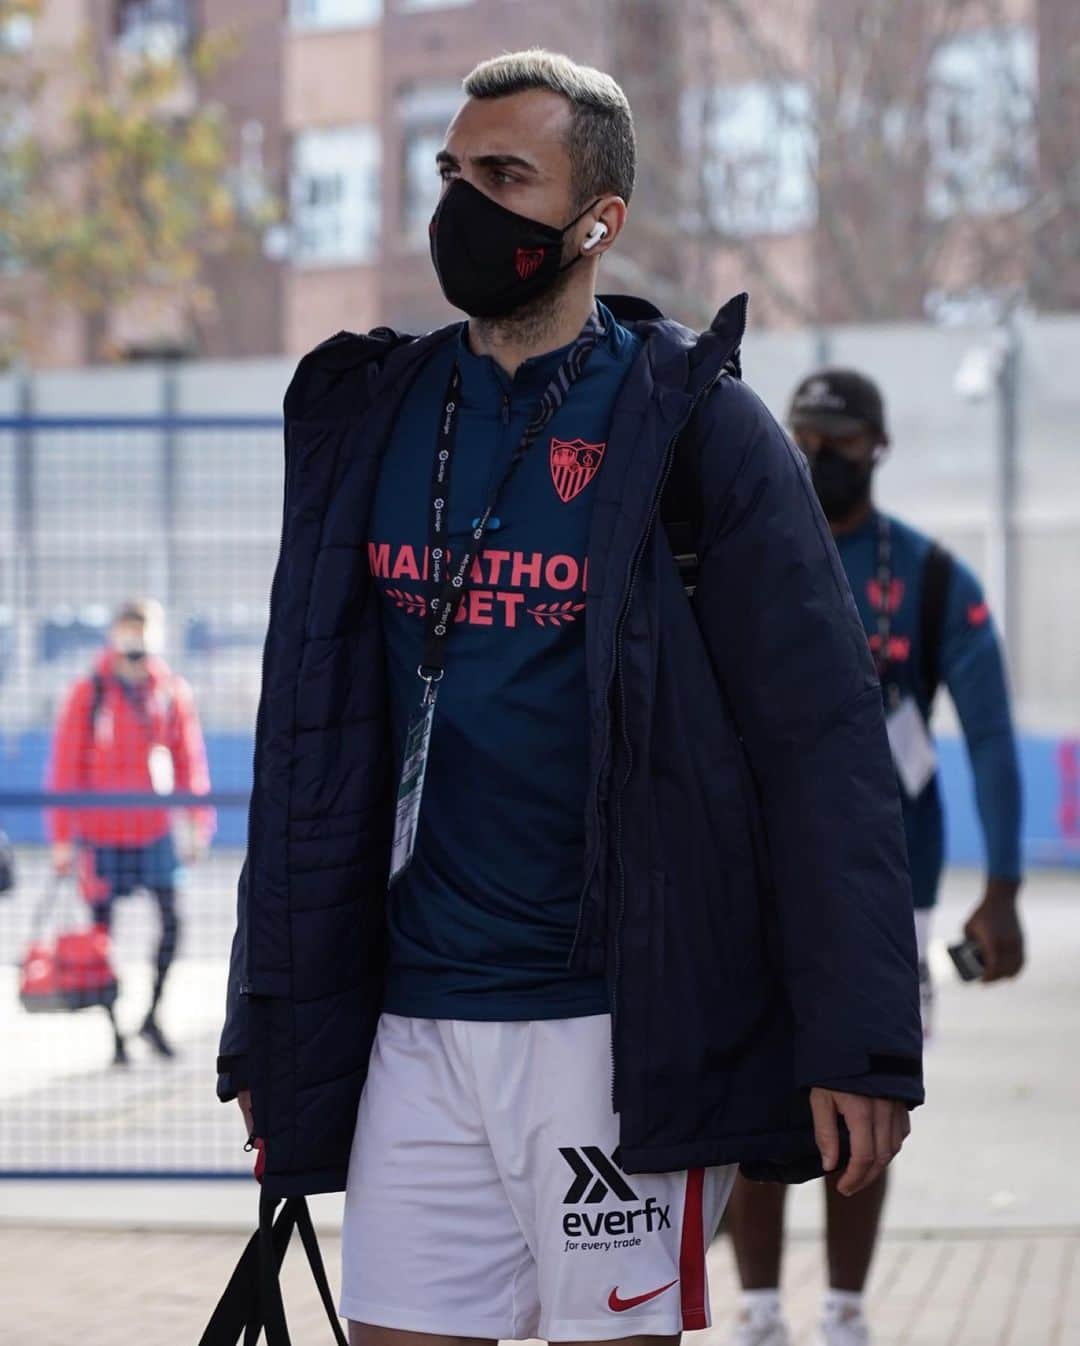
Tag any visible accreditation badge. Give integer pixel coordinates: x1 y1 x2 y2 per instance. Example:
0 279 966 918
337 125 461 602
389 694 436 886
148 744 176 796
886 696 937 799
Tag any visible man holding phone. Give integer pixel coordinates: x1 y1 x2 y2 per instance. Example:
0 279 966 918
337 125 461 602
726 369 1025 1346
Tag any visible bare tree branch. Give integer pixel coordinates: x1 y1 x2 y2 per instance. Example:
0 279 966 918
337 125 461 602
685 0 1078 325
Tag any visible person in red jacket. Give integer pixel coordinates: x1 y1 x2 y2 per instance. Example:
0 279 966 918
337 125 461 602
48 599 214 1064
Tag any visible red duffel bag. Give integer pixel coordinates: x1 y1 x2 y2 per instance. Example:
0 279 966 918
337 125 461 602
19 878 119 1013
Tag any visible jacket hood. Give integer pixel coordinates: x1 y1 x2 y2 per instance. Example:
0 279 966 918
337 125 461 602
283 293 749 428
601 292 747 397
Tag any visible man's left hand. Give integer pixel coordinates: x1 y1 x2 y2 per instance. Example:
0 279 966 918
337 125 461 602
809 1088 911 1197
964 877 1024 983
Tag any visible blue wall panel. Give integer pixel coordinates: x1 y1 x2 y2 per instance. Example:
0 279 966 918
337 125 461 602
3 731 1079 868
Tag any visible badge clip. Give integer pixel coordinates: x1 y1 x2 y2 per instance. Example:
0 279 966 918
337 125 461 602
418 665 444 708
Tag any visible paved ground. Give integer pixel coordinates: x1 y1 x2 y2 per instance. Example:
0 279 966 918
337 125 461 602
1 1224 1076 1346
1 868 1077 1342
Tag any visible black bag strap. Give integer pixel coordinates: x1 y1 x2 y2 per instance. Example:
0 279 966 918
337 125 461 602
661 370 732 596
199 1191 347 1346
89 671 107 736
200 1192 292 1346
89 668 177 741
919 542 954 709
662 440 704 596
292 1195 347 1343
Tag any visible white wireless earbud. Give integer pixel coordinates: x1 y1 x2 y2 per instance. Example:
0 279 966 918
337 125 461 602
582 220 609 251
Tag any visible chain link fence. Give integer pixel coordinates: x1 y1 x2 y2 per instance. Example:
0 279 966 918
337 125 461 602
1 394 1076 1179
0 414 279 1177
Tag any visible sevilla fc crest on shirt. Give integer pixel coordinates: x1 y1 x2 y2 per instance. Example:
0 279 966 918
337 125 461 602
550 438 606 504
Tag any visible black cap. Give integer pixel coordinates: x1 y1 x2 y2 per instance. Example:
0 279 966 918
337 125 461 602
788 368 888 441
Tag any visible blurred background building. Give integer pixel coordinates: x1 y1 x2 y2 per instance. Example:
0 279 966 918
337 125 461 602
3 0 1079 361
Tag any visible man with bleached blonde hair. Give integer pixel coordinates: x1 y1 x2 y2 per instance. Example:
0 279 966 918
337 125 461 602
219 50 922 1346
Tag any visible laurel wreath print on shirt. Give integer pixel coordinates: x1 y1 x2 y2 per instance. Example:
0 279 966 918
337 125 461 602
385 589 428 617
384 588 585 629
526 601 586 627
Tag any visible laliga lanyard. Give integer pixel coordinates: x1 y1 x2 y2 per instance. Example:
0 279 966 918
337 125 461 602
873 514 902 711
388 310 605 886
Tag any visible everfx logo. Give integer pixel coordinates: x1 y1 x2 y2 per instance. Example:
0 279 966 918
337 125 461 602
560 1147 637 1204
559 1148 672 1240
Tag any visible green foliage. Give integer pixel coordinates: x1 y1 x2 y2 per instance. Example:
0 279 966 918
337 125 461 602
0 1 278 360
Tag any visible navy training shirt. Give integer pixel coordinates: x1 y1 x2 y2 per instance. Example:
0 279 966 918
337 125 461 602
370 305 642 1019
835 510 1023 908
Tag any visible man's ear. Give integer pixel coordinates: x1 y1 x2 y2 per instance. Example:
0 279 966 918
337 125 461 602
582 196 627 257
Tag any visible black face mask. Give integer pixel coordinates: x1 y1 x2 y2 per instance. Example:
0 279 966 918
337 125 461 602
429 179 600 319
809 448 874 522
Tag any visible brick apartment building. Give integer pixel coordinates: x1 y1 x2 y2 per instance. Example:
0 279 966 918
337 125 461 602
5 0 1079 364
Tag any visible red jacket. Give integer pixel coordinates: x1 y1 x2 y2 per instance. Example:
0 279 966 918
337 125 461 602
48 650 214 848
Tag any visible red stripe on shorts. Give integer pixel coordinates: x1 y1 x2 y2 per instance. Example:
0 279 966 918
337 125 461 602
679 1167 707 1330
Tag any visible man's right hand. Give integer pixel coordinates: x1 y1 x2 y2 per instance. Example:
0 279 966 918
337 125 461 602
965 877 1025 982
238 1088 254 1140
52 842 75 875
809 1086 910 1196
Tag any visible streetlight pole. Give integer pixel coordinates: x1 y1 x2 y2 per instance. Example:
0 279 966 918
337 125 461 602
993 305 1021 685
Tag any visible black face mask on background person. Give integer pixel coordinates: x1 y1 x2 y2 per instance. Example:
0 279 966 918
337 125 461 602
430 178 601 319
809 447 874 523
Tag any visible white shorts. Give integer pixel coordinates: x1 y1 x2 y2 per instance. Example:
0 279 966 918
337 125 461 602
341 1012 737 1341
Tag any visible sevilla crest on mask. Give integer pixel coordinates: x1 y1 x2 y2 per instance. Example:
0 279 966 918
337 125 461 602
515 248 546 281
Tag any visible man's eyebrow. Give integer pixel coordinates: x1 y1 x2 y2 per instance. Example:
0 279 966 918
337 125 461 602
435 150 458 168
470 153 540 174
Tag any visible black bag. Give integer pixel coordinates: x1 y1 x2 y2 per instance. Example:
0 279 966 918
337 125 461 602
200 1190 347 1346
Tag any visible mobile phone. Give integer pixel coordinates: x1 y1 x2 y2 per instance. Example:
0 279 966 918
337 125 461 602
948 938 986 982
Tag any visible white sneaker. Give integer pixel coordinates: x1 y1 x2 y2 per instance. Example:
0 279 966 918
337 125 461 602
815 1302 871 1346
729 1303 790 1346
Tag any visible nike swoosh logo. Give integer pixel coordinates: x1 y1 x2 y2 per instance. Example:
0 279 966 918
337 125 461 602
608 1279 679 1312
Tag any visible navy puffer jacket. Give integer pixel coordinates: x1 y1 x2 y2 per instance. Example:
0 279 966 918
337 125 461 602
218 295 923 1198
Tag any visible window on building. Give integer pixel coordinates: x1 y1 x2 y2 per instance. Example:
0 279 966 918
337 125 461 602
291 125 381 265
699 81 816 238
402 128 444 243
398 83 461 246
0 10 34 51
397 0 474 12
115 0 192 59
926 26 1036 219
289 0 382 28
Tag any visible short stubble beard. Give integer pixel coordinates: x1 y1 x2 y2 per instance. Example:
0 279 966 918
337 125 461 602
469 249 580 352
